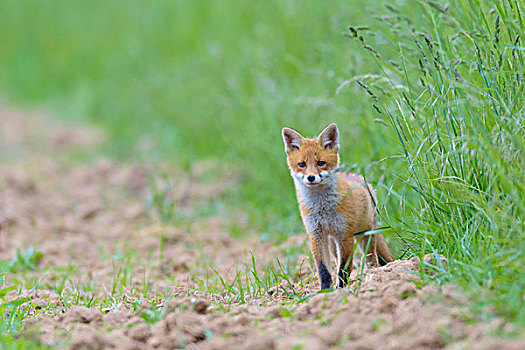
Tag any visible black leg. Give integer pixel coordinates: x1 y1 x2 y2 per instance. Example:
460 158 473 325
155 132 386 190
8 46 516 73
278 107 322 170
318 261 332 290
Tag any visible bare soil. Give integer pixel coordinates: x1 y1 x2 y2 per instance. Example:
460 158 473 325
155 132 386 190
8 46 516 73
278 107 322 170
0 106 522 349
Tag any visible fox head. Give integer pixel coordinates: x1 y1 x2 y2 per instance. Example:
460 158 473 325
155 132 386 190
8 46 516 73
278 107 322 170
282 123 340 187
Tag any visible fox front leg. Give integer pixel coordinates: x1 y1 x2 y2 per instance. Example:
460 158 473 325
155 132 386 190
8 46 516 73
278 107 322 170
310 236 332 290
337 234 354 288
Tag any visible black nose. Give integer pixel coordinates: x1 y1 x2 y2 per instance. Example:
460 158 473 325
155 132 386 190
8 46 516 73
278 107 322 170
307 175 316 182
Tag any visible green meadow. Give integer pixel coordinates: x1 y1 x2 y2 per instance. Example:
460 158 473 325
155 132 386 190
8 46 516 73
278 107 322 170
0 0 423 218
0 0 523 344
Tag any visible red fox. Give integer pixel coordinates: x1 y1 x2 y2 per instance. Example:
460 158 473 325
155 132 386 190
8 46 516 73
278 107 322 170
282 123 393 290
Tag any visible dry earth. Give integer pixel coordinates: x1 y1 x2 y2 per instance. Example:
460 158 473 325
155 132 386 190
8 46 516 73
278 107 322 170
0 106 523 349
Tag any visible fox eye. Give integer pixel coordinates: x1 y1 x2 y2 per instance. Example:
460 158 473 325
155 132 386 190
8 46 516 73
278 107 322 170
317 161 326 166
298 162 306 168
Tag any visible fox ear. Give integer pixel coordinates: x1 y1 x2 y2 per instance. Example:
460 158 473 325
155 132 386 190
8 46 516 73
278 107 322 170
282 127 305 154
317 123 339 151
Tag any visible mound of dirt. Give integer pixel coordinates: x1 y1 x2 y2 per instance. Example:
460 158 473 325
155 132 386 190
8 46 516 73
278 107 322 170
22 257 524 350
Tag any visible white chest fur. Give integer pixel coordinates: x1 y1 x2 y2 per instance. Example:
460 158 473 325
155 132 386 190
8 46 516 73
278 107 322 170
294 173 347 239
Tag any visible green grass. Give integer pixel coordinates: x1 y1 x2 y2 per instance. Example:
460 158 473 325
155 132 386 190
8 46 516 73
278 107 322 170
0 0 523 344
1 260 49 349
346 0 524 325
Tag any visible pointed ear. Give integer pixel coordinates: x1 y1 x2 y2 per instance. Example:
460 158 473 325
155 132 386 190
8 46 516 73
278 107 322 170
317 123 339 151
282 127 305 154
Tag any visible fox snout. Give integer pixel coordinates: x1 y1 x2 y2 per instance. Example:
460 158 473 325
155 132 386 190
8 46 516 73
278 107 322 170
294 170 330 186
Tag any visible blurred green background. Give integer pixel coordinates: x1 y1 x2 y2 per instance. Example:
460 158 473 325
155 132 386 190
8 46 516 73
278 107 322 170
1 0 523 325
0 0 418 232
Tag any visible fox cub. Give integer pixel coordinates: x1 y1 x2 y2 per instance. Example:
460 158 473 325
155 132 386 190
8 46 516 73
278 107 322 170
282 123 393 290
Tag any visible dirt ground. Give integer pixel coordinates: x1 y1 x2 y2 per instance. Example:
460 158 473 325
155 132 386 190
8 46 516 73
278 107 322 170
0 106 523 349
